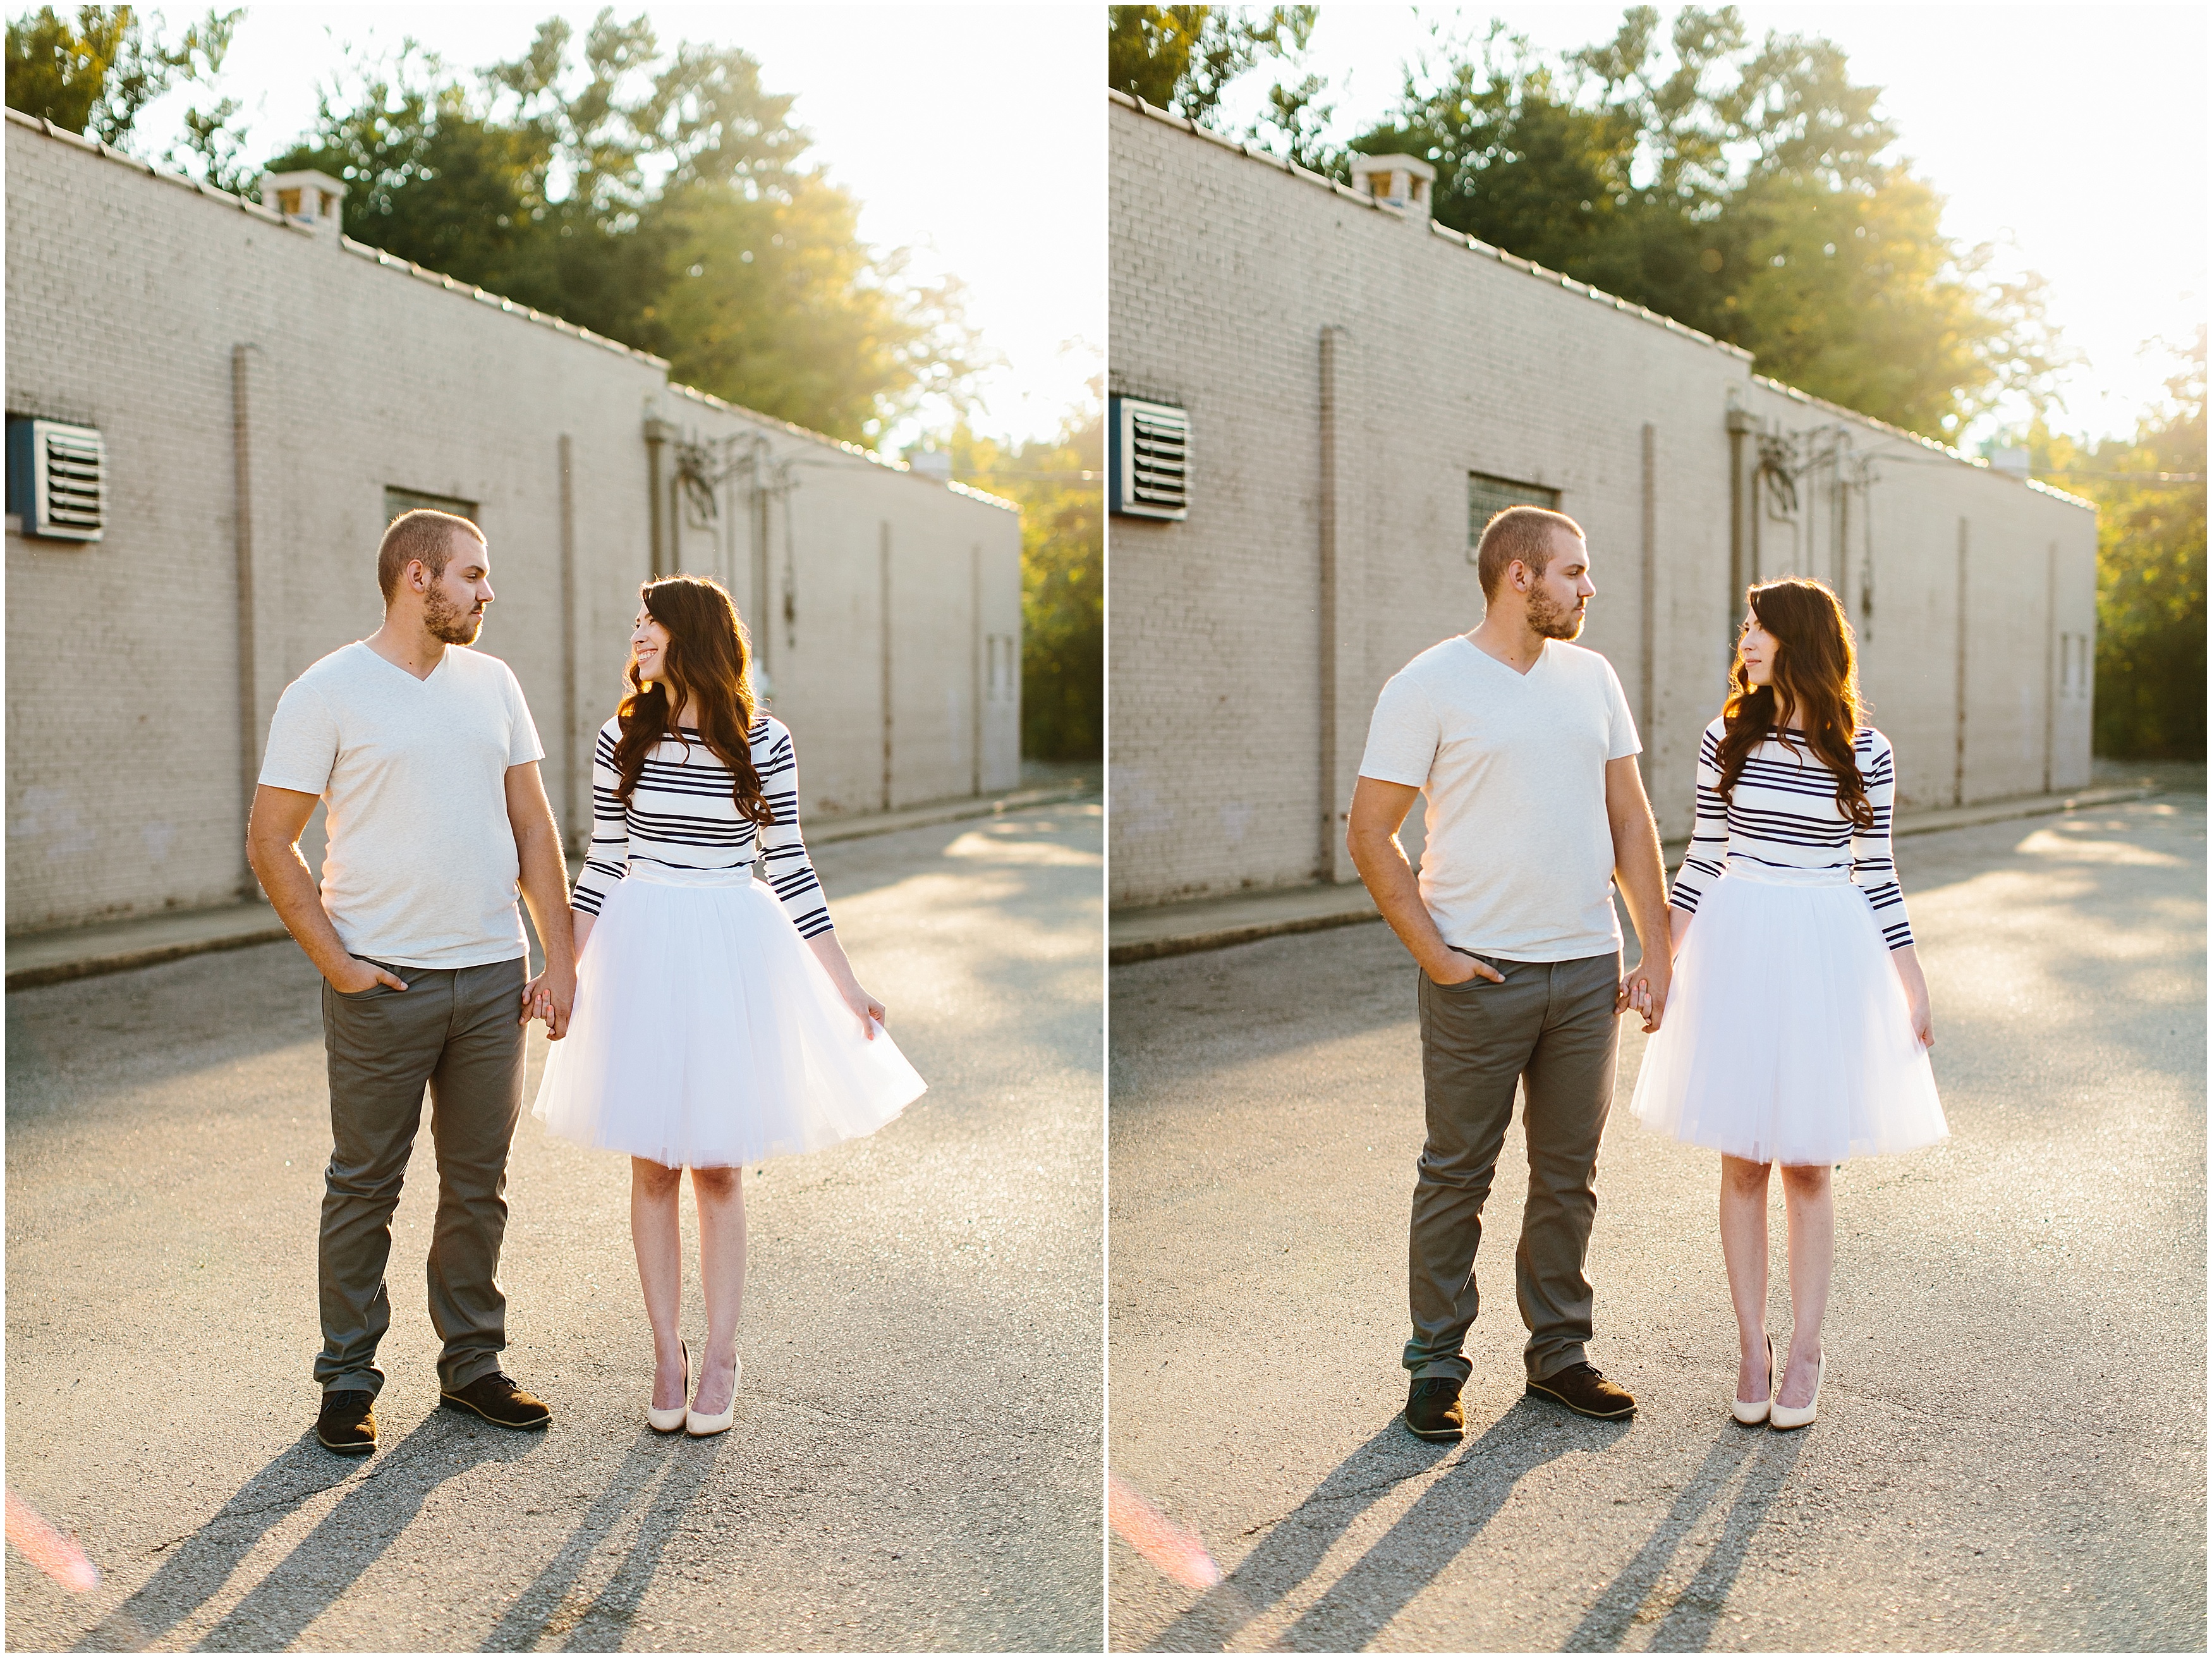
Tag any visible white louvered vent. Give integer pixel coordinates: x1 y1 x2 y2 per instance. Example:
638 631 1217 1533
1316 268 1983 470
1110 396 1189 521
6 418 105 542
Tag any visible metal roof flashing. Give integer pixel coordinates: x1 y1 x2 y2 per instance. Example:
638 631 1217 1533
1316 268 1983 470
6 107 667 370
661 382 1018 511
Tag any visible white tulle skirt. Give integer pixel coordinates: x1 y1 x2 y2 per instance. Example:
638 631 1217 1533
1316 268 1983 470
1628 862 1947 1164
532 863 925 1168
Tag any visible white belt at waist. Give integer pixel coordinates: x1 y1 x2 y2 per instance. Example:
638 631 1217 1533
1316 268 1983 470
623 860 758 889
1721 859 1854 889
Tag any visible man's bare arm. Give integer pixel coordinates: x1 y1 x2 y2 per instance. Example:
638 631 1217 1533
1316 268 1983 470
506 762 578 1039
245 785 406 994
1605 753 1670 1031
1346 777 1499 985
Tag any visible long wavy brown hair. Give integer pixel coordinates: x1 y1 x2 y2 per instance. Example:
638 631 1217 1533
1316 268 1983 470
610 575 774 827
1714 578 1874 831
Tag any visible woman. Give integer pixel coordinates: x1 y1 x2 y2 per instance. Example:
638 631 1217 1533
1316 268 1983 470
532 575 925 1436
1629 577 1945 1430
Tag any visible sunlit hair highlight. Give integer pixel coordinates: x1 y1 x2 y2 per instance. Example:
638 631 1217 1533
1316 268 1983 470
1715 577 1875 831
611 575 774 827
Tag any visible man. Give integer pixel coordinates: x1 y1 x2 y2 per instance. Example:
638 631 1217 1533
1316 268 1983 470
247 509 578 1456
1347 505 1671 1442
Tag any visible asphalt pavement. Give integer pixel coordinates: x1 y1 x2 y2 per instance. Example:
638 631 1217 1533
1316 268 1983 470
5 802 1104 1652
1107 793 2205 1652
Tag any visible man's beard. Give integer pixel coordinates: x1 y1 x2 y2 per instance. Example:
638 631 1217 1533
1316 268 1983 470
1527 583 1585 640
424 585 485 645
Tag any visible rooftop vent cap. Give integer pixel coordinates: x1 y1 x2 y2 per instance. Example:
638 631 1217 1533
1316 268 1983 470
261 168 345 242
904 448 952 484
6 417 104 542
1988 446 2031 479
1349 153 1437 224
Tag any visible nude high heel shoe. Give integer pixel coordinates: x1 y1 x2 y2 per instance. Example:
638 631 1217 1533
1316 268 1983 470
1732 1334 1776 1425
1769 1346 1824 1430
647 1341 689 1434
686 1353 741 1437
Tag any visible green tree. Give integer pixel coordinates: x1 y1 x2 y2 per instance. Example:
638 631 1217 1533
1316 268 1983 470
263 12 980 442
1107 5 1315 126
1216 6 2069 439
2030 334 2207 760
951 394 1104 761
642 176 988 442
5 4 234 149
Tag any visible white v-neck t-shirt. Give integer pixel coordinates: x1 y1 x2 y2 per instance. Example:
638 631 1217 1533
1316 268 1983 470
260 641 545 968
1358 635 1640 961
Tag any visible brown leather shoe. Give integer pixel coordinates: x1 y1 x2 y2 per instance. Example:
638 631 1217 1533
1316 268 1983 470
315 1389 377 1456
1404 1376 1466 1441
440 1372 552 1430
1526 1362 1636 1420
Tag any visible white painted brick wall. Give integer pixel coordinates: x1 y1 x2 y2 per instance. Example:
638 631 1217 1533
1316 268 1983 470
5 114 1021 933
1107 97 2096 910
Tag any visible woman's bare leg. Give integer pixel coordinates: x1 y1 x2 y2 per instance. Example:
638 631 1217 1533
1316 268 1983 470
632 1157 688 1410
689 1164 748 1415
1778 1162 1835 1408
1719 1155 1774 1403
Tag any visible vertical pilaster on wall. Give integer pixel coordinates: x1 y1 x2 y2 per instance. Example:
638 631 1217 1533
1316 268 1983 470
2043 540 2058 796
1316 325 1362 884
232 343 262 898
645 422 666 578
1640 422 1657 743
1725 406 1751 676
969 542 983 797
750 439 773 676
1954 517 1970 806
880 521 894 813
558 434 580 850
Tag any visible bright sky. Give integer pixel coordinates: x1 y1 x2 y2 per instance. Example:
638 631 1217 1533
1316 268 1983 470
1208 3 2208 446
128 3 1103 450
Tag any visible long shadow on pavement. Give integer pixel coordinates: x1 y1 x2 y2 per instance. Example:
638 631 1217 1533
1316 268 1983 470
70 1436 362 1652
193 1409 549 1650
1148 1399 1610 1652
1276 1399 1626 1652
71 1410 545 1652
1564 1423 1804 1653
482 1427 724 1652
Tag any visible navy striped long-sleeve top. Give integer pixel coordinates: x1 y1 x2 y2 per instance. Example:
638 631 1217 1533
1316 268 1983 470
569 713 833 938
1667 717 1914 949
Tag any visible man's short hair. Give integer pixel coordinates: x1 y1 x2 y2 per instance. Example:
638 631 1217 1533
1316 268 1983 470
377 509 485 603
1475 505 1584 599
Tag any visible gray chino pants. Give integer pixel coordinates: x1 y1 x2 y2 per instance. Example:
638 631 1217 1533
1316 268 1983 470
1406 949 1621 1385
315 955 527 1398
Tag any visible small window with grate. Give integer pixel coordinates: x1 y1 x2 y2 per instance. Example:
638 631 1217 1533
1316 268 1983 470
1110 396 1189 521
987 634 1018 701
6 417 106 542
385 486 479 526
1467 472 1560 563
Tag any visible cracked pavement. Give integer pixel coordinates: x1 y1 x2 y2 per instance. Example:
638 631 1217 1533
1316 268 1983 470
6 803 1104 1652
1107 795 2204 1652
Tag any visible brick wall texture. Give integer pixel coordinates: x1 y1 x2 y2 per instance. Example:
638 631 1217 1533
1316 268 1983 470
1107 96 2096 910
5 113 1021 934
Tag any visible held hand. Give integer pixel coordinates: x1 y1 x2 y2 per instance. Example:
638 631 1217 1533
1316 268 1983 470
521 960 578 1040
1622 955 1671 1034
1428 951 1505 987
329 956 407 996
